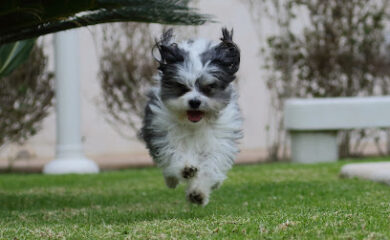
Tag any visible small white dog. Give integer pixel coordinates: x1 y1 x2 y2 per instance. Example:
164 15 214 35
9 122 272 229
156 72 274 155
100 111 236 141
140 28 243 206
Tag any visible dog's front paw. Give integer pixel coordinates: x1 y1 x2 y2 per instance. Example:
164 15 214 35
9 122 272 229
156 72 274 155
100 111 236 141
186 189 208 206
182 166 198 179
164 176 179 189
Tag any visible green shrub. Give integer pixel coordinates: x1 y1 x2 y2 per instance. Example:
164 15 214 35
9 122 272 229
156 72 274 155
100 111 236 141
0 42 54 147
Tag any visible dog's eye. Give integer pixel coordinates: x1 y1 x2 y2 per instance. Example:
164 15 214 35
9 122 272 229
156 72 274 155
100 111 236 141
207 83 217 89
200 82 218 96
175 82 190 94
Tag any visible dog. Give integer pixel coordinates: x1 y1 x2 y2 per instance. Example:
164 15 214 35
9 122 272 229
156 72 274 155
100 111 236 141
140 28 242 206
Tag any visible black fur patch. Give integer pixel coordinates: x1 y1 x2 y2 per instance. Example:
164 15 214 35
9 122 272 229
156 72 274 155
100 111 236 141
140 91 166 160
153 29 191 101
154 29 187 72
160 65 190 101
201 28 240 84
196 77 232 104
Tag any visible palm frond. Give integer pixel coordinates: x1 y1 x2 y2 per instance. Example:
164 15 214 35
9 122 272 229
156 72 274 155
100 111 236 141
0 0 212 45
0 39 35 78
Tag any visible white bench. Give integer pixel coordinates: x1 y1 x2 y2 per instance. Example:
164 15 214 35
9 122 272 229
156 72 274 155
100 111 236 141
284 96 390 163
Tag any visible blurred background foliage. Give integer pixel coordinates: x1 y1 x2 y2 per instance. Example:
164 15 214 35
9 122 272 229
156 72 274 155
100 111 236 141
247 0 390 160
99 23 158 137
0 42 54 148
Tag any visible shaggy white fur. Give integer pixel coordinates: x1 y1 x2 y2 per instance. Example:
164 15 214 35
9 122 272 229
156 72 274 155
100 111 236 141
141 28 242 205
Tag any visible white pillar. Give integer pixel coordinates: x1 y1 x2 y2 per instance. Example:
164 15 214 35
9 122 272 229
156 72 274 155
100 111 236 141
43 30 99 174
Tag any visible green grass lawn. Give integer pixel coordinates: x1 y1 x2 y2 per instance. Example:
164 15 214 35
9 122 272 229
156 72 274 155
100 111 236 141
0 159 390 239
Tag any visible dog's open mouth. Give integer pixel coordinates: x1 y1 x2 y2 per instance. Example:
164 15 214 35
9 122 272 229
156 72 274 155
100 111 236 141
187 110 204 123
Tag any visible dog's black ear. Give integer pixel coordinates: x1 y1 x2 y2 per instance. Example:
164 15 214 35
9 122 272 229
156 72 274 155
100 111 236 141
211 28 240 76
153 29 185 70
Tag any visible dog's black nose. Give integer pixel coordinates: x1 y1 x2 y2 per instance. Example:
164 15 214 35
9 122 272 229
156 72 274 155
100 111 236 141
189 99 201 109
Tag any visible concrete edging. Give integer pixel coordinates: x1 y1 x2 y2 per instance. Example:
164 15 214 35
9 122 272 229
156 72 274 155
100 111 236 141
340 162 390 185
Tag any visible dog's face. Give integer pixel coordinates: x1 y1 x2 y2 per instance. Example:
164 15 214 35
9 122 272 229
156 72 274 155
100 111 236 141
155 28 240 123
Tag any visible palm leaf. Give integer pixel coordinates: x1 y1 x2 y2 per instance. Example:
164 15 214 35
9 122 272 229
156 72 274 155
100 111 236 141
0 39 36 78
0 0 212 45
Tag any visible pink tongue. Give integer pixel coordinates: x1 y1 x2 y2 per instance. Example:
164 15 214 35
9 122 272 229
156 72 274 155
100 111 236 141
187 111 204 122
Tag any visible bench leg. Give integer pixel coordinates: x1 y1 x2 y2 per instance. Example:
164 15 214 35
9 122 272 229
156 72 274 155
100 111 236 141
290 131 338 163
